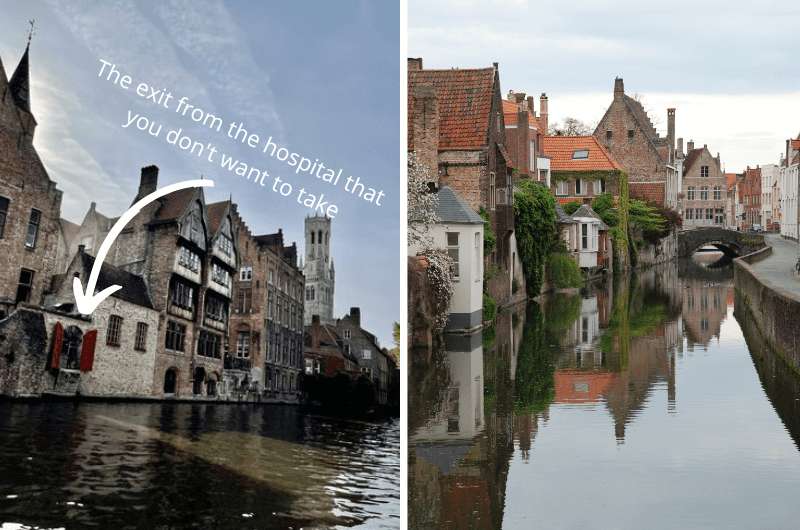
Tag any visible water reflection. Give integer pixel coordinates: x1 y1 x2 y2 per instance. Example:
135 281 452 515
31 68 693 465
0 403 399 529
410 259 800 529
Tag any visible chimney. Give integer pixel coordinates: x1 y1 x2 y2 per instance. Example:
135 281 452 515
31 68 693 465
89 201 96 212
539 93 549 133
349 307 361 328
526 95 535 115
687 140 694 152
138 165 159 199
408 57 422 71
513 92 526 104
614 77 625 99
311 314 321 349
411 84 440 184
666 108 675 163
677 138 684 158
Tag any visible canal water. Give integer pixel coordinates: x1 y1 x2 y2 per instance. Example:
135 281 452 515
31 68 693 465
0 403 399 529
410 255 800 529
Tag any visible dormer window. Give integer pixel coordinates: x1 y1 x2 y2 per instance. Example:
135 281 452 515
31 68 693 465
212 263 231 287
572 150 589 160
178 246 200 272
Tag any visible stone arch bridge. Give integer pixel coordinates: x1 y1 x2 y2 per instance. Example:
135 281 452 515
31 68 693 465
677 227 766 258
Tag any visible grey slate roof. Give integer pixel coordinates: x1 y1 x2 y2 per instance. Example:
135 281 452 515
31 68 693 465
434 186 483 224
80 253 154 309
570 204 609 230
555 204 575 224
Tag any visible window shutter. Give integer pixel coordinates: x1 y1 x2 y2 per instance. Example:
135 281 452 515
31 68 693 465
50 322 64 369
80 330 98 372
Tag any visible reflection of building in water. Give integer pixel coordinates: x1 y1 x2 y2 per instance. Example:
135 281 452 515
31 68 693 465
411 333 484 442
682 276 729 349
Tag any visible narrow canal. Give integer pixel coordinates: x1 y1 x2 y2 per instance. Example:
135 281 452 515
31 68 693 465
0 404 399 529
410 255 800 529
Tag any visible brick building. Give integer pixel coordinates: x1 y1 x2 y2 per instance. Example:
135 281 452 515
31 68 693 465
0 44 63 317
335 307 395 405
107 166 237 398
304 314 359 377
408 57 517 304
681 142 726 228
741 166 762 230
542 135 623 204
228 204 305 401
594 78 679 210
502 90 549 184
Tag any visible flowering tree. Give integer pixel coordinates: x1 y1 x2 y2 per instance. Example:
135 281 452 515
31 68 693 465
408 151 439 249
407 151 454 332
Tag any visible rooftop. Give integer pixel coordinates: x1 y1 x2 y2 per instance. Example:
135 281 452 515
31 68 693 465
542 135 622 172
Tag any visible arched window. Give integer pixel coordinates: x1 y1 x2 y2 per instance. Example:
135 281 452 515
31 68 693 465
164 368 178 394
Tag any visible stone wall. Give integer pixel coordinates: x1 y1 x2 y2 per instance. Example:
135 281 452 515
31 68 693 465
734 246 800 373
636 231 678 268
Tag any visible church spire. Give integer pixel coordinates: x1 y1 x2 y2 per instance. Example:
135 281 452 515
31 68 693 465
9 20 34 113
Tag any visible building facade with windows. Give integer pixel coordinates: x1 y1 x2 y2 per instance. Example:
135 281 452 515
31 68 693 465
593 78 679 209
779 137 800 240
335 307 395 406
408 57 516 305
107 167 237 399
761 164 779 231
0 44 63 318
0 247 159 399
503 90 548 185
227 207 306 402
681 143 726 228
542 135 623 206
741 166 762 230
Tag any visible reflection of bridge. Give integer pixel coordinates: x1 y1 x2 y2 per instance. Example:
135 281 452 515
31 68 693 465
677 228 765 258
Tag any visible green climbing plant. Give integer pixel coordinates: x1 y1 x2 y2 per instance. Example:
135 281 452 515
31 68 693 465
513 180 558 297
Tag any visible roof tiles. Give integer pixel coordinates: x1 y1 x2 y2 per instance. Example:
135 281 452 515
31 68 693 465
541 135 622 172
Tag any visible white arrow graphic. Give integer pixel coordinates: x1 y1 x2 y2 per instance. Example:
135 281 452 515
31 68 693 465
73 179 215 315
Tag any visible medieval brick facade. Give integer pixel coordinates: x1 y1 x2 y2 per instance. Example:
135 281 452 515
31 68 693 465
681 142 726 228
0 46 63 317
503 90 548 183
408 58 516 304
594 78 679 209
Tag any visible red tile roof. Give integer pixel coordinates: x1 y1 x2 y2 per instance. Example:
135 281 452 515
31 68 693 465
408 67 496 150
629 181 666 206
541 135 622 172
725 172 737 188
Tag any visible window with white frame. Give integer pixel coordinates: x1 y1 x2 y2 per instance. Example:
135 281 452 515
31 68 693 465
362 349 372 360
701 165 709 178
446 232 459 279
556 180 569 196
575 179 584 195
594 179 605 195
474 232 481 281
700 186 709 200
687 186 695 200
240 266 252 281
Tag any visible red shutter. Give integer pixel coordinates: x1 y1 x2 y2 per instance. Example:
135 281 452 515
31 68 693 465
80 330 97 372
50 322 64 369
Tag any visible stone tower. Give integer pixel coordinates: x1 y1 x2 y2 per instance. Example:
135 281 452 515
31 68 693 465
303 215 335 325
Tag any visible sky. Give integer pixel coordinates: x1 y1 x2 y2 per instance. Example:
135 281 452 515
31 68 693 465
0 0 399 345
409 0 800 172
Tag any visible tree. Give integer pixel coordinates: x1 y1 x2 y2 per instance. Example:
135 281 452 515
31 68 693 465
389 322 400 362
548 117 594 136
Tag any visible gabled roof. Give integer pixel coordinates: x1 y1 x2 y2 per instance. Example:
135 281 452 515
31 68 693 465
151 188 197 223
542 136 622 172
60 218 80 244
206 200 230 235
8 44 31 113
683 148 702 174
570 204 608 230
725 173 737 188
408 66 496 150
77 252 153 308
623 95 658 140
434 186 483 224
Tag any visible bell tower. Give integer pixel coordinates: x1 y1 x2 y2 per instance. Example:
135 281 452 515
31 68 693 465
303 215 334 325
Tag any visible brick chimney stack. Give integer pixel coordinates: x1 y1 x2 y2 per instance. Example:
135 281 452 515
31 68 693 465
349 307 361 328
687 140 695 152
539 93 548 133
311 314 321 349
411 84 440 183
667 108 675 164
614 77 625 99
677 138 684 158
137 165 159 200
408 58 422 71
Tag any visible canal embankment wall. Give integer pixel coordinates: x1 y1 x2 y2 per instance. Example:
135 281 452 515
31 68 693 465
734 245 800 374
